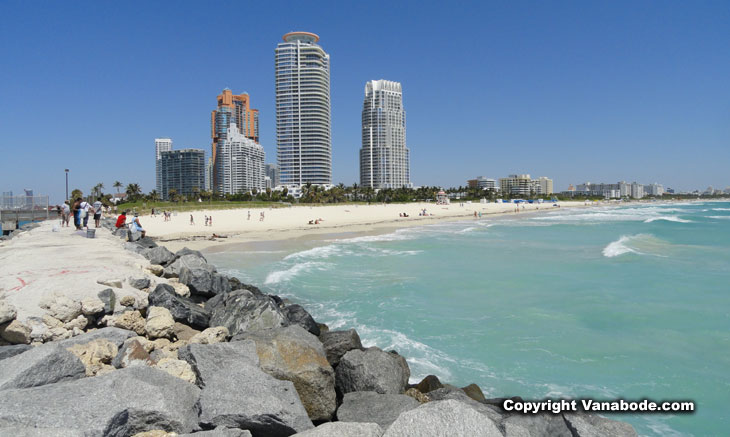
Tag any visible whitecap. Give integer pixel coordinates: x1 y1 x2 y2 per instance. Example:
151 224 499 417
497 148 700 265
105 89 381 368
707 215 730 220
602 234 670 258
644 216 692 223
283 245 344 261
712 208 730 211
264 261 332 284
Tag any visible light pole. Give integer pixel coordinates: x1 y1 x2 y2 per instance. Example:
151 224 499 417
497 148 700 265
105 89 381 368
65 169 69 202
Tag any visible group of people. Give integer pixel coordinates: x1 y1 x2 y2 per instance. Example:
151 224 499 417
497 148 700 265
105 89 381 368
58 197 105 230
115 210 145 238
307 218 324 225
204 215 213 226
399 212 410 217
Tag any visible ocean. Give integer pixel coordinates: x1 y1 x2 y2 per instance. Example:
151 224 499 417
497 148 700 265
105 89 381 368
208 201 730 436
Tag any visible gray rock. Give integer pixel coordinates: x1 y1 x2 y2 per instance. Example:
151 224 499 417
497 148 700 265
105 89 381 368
197 360 314 436
414 374 443 393
143 246 177 266
164 254 215 278
57 326 136 349
426 387 504 424
113 227 128 238
98 288 117 314
124 242 146 253
0 300 17 324
318 329 362 367
236 326 336 421
293 422 383 437
128 276 151 290
112 338 155 368
179 267 231 297
178 340 259 387
212 290 288 337
383 399 502 437
136 236 158 248
0 344 32 361
179 427 252 437
501 413 573 437
283 304 320 336
337 391 419 429
335 347 410 395
0 424 85 436
0 366 200 435
0 345 85 390
148 284 210 329
176 247 207 262
563 413 638 437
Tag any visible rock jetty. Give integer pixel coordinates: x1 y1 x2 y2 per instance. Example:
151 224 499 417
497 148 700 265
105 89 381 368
0 218 638 436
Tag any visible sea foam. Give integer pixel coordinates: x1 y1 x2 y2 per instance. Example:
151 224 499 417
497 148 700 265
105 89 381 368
644 216 692 223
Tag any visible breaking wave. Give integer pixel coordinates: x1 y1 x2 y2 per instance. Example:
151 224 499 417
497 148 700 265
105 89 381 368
644 216 692 223
264 261 332 284
602 234 669 258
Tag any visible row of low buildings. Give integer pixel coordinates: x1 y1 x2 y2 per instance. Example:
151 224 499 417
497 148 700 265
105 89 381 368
467 175 554 196
564 182 665 199
154 32 412 201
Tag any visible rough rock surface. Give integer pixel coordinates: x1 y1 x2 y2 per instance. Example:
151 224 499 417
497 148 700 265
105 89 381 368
164 254 215 278
292 422 383 437
237 326 336 421
148 284 210 329
0 344 85 390
173 322 200 342
98 278 124 288
0 300 17 324
211 290 288 337
415 374 443 393
175 247 207 262
337 391 419 429
145 306 175 339
383 399 502 437
57 326 136 349
425 387 504 424
501 413 574 437
129 277 152 290
563 413 638 437
282 304 320 336
335 347 410 395
178 340 260 387
0 344 32 361
0 320 31 344
66 338 118 376
318 329 362 367
81 297 105 316
189 326 229 344
154 358 196 384
404 388 429 404
178 428 252 437
143 246 176 266
98 288 117 314
0 366 201 435
461 383 487 403
179 267 231 297
112 338 156 368
39 293 82 322
113 310 147 335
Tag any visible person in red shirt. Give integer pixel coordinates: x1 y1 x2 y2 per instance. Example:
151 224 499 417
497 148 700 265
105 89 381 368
115 211 127 228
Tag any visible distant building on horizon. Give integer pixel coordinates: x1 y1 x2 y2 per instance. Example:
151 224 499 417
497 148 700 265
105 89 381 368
265 163 280 188
467 177 497 190
360 80 411 189
499 174 533 196
159 149 206 201
215 123 265 195
155 138 173 193
211 89 259 191
276 31 331 186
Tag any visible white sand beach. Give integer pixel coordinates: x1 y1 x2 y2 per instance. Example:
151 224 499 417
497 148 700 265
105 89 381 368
139 201 593 252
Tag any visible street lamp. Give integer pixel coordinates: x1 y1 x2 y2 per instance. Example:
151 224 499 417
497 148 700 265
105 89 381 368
65 169 69 202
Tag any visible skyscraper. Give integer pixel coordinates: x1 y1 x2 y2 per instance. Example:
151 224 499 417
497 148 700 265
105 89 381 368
159 149 206 201
360 80 411 189
155 138 172 193
215 123 265 195
275 31 331 186
211 89 259 191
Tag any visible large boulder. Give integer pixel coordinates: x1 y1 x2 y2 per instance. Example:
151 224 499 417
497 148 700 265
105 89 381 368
178 340 260 387
383 399 502 437
337 391 419 429
335 347 410 395
211 290 288 337
175 247 207 262
148 284 210 329
146 306 175 339
197 360 314 436
164 254 215 278
179 267 231 297
236 326 336 421
282 304 319 336
143 246 176 266
0 366 201 435
318 329 362 367
0 344 85 390
292 422 383 437
0 344 32 361
426 387 504 424
563 413 638 437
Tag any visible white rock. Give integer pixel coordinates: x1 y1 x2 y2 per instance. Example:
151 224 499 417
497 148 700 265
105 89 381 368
145 307 175 339
154 358 196 384
40 293 82 322
0 300 17 324
81 298 105 316
97 279 123 288
189 326 229 345
64 315 88 331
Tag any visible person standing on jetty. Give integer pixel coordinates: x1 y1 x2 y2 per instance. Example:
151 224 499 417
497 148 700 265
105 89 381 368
92 197 103 228
61 201 70 227
79 199 92 229
72 198 82 230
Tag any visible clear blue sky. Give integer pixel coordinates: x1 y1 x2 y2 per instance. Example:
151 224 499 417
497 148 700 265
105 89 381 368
1 1 728 203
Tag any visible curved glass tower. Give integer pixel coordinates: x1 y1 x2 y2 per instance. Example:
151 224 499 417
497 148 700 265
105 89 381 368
275 31 331 186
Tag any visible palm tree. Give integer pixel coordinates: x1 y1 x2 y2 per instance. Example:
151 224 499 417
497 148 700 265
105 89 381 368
113 181 123 194
168 188 178 203
148 190 160 202
70 189 83 201
96 182 104 196
126 183 142 201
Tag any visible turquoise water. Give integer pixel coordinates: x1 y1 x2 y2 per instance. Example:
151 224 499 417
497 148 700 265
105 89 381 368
209 201 730 436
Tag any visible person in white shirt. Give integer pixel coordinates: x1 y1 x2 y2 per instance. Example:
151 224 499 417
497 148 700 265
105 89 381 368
92 197 103 228
61 201 71 227
79 200 92 229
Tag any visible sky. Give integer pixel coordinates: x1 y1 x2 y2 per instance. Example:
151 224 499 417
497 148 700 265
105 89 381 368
1 1 728 203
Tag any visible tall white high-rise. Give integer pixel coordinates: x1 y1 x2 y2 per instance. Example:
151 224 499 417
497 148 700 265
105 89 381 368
360 80 411 189
275 31 331 186
215 123 265 195
155 138 172 193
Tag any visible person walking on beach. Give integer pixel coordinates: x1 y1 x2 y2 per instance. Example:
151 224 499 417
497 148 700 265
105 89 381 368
204 215 208 226
92 197 103 228
61 201 71 227
260 211 265 221
247 210 251 220
209 216 212 226
190 214 195 225
72 198 82 230
79 199 93 229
